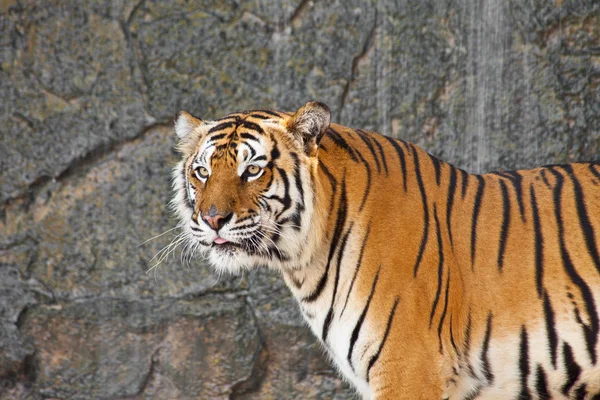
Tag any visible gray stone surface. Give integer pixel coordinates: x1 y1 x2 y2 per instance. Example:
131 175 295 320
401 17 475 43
0 0 150 204
19 296 263 399
0 0 598 398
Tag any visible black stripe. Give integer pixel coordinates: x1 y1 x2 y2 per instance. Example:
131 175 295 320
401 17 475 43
290 153 305 230
502 171 526 222
535 365 551 400
275 167 292 217
269 140 281 165
561 165 600 274
438 270 451 354
355 151 372 211
540 169 552 188
549 167 598 364
208 122 235 134
340 223 371 317
460 169 469 199
356 130 381 174
463 386 483 400
303 176 348 303
244 141 257 160
240 132 261 142
183 165 194 209
561 342 581 395
519 326 532 400
288 271 303 288
430 155 442 186
464 309 472 360
575 385 588 400
249 113 270 119
497 179 511 271
543 291 558 369
530 185 544 297
366 297 399 381
481 312 494 383
412 145 430 277
446 167 457 249
327 128 359 162
449 313 458 355
322 223 354 342
348 265 381 370
381 135 407 191
590 163 600 181
370 134 389 175
318 162 337 215
470 175 485 270
207 133 228 142
463 309 478 379
253 109 282 118
239 120 264 133
430 205 445 327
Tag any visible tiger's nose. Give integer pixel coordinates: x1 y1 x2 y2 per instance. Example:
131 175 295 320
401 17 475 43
202 212 233 231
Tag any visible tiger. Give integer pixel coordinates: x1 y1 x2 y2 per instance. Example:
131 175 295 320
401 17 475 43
170 101 600 399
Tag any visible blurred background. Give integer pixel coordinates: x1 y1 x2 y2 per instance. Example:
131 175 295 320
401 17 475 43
0 0 598 398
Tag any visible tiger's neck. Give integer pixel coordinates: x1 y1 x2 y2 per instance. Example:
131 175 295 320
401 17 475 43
278 125 472 396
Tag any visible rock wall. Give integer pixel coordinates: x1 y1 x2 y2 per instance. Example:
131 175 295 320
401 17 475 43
1 0 598 398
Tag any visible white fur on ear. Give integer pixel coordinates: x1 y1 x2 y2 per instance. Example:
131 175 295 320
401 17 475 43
174 111 203 139
289 101 331 155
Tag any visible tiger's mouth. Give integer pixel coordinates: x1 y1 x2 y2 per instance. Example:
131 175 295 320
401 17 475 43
212 241 240 255
209 235 264 256
212 240 239 250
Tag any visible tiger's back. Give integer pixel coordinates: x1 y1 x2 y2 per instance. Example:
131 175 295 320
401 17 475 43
171 102 600 399
317 124 600 398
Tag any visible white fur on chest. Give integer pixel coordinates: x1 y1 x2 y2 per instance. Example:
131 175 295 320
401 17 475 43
298 289 374 399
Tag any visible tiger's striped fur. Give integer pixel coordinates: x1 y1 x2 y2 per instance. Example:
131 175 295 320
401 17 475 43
171 102 600 399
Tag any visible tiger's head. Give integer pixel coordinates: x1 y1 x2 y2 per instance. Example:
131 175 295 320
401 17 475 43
171 102 331 274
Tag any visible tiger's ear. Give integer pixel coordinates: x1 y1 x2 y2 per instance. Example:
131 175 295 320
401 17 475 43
287 101 331 157
174 111 207 157
175 111 204 139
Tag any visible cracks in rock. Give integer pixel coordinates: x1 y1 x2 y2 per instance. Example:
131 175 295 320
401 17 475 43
10 112 35 130
1 121 171 210
126 0 146 26
2 7 160 211
337 11 379 122
119 0 154 125
29 64 86 103
14 305 30 332
269 0 313 33
229 296 269 399
229 344 268 399
135 346 161 398
174 286 249 302
115 346 161 400
18 286 247 308
288 0 312 27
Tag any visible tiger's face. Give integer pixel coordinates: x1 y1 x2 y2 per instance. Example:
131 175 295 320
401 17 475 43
171 102 331 274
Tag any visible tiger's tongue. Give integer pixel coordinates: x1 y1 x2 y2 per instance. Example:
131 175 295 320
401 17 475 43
214 237 228 245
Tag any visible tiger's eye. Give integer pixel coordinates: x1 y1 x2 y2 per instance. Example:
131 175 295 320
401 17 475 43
247 165 261 176
196 166 209 179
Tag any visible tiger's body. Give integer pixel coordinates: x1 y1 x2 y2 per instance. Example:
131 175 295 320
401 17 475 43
171 102 600 399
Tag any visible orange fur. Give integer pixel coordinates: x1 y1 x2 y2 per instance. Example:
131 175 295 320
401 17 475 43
172 102 600 399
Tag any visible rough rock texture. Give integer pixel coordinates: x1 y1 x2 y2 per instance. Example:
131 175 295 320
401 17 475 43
0 0 598 398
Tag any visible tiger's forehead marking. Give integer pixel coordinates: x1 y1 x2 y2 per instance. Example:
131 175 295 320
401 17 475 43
194 110 285 167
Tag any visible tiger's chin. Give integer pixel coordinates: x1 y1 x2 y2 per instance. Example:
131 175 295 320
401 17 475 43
207 245 263 275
